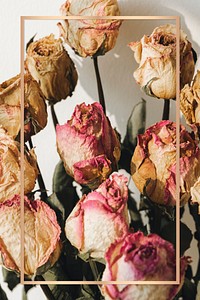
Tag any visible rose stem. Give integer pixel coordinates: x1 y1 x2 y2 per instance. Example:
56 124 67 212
93 56 106 114
35 275 56 300
89 259 99 281
28 138 48 202
50 103 59 131
162 99 170 120
188 202 200 285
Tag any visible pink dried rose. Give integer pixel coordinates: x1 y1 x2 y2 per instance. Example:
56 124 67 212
25 34 78 104
101 231 188 300
180 70 200 126
0 195 61 276
129 24 195 99
56 102 121 189
131 120 200 206
0 127 38 203
0 73 47 139
65 173 129 259
58 0 122 57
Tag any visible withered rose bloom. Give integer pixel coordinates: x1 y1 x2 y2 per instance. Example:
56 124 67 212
102 231 188 300
56 102 121 189
0 73 47 140
65 173 129 259
58 0 122 57
0 127 38 203
191 176 200 213
131 120 200 206
0 195 61 276
129 24 195 99
180 70 200 126
25 34 78 104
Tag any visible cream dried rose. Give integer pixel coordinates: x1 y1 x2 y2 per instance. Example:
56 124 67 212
129 24 195 99
180 70 200 126
0 73 47 140
56 102 121 189
101 231 188 300
65 173 129 259
25 34 78 104
58 0 122 57
131 120 200 206
0 195 61 276
0 127 38 203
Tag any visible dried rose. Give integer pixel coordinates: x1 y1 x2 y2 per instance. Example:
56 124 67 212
0 127 38 203
102 231 188 300
56 102 121 189
0 195 61 276
58 0 122 57
191 176 200 213
0 73 47 140
129 24 195 99
180 70 200 126
131 120 200 206
65 173 129 259
25 34 78 104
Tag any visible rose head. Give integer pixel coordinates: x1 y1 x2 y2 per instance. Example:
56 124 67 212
25 34 78 104
0 195 61 276
102 231 188 300
58 0 122 57
129 24 195 99
180 70 200 126
65 173 129 259
56 102 121 189
131 120 200 206
0 73 47 140
0 127 38 203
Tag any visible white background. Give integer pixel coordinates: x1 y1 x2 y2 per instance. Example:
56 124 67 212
0 0 200 299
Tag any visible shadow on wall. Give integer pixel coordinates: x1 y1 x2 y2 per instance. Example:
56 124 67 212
67 0 200 138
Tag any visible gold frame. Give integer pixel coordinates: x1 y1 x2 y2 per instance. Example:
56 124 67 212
20 15 180 285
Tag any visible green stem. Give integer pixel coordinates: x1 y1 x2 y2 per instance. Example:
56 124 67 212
93 56 106 114
162 99 170 120
28 138 48 202
50 103 59 131
89 259 99 281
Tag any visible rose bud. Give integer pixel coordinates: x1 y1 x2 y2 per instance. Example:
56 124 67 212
56 102 121 189
0 127 38 203
65 173 129 259
0 195 61 276
180 70 200 127
25 34 78 104
131 120 200 206
58 0 122 57
101 231 188 300
0 73 47 140
129 24 195 99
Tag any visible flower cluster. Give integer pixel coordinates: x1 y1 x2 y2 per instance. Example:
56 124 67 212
1 1 199 299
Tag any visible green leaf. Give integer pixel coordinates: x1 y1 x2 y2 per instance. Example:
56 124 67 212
142 77 158 97
53 160 73 194
2 268 19 291
160 221 193 255
0 285 8 300
26 34 36 51
128 192 144 232
174 277 197 300
124 99 146 149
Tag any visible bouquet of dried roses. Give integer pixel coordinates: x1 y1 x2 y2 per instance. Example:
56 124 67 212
0 1 200 300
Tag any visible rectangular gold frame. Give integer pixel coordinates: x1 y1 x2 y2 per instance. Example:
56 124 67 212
20 15 180 285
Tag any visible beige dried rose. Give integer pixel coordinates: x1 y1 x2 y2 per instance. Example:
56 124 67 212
25 34 78 103
129 24 195 99
0 73 47 140
58 0 122 57
0 195 61 276
0 127 38 203
180 70 200 126
191 176 200 213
